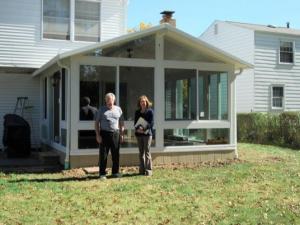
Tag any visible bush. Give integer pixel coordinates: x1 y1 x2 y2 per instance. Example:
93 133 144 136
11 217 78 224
237 112 300 149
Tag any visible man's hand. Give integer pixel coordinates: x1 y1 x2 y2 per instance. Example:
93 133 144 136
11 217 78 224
120 134 124 143
96 134 102 144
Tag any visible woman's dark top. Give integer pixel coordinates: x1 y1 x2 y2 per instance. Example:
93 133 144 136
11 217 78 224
134 108 154 136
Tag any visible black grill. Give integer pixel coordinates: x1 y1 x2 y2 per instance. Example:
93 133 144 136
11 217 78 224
2 114 31 158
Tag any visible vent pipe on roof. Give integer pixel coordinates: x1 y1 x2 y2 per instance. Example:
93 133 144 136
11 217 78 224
160 11 176 27
287 22 290 28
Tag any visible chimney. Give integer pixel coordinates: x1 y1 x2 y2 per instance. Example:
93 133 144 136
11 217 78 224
286 22 290 28
160 11 176 27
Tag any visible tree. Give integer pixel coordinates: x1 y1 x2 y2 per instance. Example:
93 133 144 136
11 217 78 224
128 22 152 33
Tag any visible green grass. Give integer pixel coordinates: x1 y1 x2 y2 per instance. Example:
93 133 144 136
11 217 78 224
0 143 300 225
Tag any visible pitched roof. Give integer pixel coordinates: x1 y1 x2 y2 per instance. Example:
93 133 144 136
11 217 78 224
226 21 300 36
33 23 252 77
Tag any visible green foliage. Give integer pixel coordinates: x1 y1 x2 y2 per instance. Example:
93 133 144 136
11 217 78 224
237 112 300 148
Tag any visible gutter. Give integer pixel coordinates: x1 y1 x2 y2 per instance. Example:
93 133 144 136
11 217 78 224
234 68 244 76
57 59 71 170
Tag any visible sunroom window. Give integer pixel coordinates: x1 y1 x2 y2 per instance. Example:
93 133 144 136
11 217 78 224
280 41 294 63
79 65 116 120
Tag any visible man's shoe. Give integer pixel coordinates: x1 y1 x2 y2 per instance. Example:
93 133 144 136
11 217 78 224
112 173 122 178
145 171 152 176
99 175 107 180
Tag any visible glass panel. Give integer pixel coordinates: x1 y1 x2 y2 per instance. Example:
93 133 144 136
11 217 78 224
280 41 293 63
164 36 219 62
119 67 154 121
86 35 155 59
272 86 283 108
164 129 229 146
44 77 47 119
198 71 228 120
165 69 197 120
220 73 228 120
43 0 70 40
75 0 100 42
121 129 155 148
61 69 66 120
61 128 67 147
209 74 219 120
78 130 98 149
80 65 116 120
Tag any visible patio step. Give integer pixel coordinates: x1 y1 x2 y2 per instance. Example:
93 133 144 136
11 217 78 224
0 150 62 173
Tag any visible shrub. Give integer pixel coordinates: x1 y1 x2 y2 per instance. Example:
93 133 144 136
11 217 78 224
237 112 300 149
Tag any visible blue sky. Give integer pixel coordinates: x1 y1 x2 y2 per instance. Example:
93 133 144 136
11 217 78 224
128 0 300 36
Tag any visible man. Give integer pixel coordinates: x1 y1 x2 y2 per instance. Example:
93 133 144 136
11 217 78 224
95 93 124 180
80 96 97 120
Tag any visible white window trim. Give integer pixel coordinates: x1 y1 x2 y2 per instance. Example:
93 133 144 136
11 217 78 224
270 84 285 111
41 0 101 43
278 40 295 65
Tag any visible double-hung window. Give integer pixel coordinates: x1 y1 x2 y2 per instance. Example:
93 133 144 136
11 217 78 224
43 0 101 42
75 0 100 42
279 41 294 64
271 85 284 110
43 0 70 40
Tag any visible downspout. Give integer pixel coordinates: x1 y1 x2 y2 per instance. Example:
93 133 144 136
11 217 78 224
233 68 244 159
57 59 71 170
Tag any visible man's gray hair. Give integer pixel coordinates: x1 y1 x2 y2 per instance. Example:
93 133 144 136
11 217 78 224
105 93 116 101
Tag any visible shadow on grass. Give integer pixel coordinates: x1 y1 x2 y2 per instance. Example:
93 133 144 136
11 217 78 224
8 172 142 183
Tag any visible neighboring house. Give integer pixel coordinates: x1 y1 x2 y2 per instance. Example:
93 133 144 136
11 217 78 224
200 21 300 113
0 0 128 150
0 2 252 169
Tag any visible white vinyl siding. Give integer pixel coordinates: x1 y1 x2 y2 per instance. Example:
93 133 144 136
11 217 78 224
0 73 40 149
200 21 255 112
254 32 300 112
0 0 127 69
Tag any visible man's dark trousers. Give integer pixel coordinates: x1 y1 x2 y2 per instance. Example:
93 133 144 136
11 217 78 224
99 130 120 176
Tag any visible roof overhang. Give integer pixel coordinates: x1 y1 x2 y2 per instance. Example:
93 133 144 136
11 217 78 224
32 23 253 77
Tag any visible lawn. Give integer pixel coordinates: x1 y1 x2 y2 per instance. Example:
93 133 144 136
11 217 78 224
0 143 299 225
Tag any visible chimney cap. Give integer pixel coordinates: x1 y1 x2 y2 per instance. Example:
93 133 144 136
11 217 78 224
160 11 175 16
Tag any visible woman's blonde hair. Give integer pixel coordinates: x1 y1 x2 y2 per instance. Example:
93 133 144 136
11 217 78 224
137 95 152 109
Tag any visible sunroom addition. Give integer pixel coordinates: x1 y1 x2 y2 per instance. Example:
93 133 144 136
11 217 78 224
34 24 252 168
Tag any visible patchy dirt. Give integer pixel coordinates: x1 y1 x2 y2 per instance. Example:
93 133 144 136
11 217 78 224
62 168 86 177
262 156 285 163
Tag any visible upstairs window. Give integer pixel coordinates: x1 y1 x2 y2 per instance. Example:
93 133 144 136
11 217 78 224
280 41 294 64
43 0 70 40
271 86 284 109
43 0 101 42
75 0 100 42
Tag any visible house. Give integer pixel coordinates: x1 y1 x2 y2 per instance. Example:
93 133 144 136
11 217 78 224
0 2 251 169
0 0 128 151
200 21 300 113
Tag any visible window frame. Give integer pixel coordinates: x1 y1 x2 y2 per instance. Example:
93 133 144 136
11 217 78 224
270 84 285 111
278 40 295 65
41 0 101 42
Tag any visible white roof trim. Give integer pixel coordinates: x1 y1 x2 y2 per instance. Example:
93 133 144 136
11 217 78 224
32 23 253 77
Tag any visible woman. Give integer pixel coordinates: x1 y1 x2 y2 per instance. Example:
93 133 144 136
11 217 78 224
134 95 154 176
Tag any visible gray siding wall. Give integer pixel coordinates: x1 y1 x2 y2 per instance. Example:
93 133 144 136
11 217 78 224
0 73 40 149
200 21 255 112
254 32 300 112
0 0 127 69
